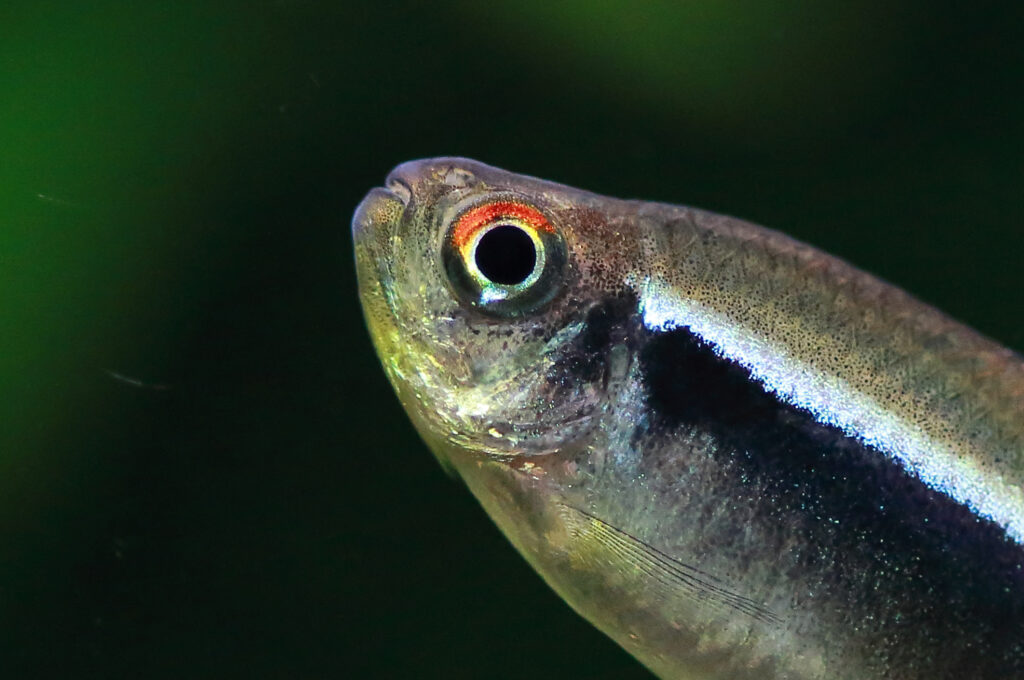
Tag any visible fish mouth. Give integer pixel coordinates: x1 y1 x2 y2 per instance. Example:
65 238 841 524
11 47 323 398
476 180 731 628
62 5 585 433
351 184 408 241
351 180 410 315
352 182 409 369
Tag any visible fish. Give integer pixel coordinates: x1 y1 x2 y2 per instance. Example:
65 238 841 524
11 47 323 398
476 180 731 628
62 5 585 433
351 157 1024 679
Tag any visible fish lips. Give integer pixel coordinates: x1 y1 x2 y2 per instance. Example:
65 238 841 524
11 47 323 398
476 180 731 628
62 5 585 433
351 185 407 242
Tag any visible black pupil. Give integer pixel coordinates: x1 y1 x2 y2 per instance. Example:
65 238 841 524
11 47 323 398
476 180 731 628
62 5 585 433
475 224 537 285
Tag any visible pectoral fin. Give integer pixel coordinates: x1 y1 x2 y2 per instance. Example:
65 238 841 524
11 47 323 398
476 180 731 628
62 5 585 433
558 503 782 625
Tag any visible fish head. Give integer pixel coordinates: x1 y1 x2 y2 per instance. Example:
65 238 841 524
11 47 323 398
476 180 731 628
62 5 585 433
353 159 696 674
352 157 642 470
352 160 792 679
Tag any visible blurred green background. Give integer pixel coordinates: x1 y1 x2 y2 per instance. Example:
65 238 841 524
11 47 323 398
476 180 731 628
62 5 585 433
2 2 1022 677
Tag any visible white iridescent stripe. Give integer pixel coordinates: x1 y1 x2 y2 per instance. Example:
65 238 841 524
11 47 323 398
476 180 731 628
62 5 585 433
634 275 1024 545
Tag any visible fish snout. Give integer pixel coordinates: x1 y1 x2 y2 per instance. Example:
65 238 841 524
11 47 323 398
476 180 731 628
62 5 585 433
351 186 406 244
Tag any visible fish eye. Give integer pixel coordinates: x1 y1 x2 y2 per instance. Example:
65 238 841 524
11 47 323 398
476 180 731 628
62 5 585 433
443 200 566 317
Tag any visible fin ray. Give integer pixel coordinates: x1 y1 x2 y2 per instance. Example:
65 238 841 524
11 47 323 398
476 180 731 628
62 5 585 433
559 503 782 625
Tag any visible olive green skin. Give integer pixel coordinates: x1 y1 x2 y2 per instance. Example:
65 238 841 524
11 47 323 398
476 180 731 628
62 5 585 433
353 158 1024 679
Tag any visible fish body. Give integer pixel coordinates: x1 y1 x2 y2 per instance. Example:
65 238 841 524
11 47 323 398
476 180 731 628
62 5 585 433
352 158 1024 679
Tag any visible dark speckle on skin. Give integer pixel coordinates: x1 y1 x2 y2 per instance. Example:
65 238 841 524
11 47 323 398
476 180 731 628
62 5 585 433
547 292 639 386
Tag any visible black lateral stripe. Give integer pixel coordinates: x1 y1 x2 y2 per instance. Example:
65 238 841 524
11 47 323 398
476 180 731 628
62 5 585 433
638 324 1024 671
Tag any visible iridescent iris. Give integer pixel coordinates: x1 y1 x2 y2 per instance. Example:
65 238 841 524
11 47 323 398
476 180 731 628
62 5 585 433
443 200 566 316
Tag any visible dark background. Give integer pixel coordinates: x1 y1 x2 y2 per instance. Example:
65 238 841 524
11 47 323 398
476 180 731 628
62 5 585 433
2 2 1022 678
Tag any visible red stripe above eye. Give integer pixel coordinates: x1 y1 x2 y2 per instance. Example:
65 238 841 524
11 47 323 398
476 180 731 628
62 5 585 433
451 201 554 249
